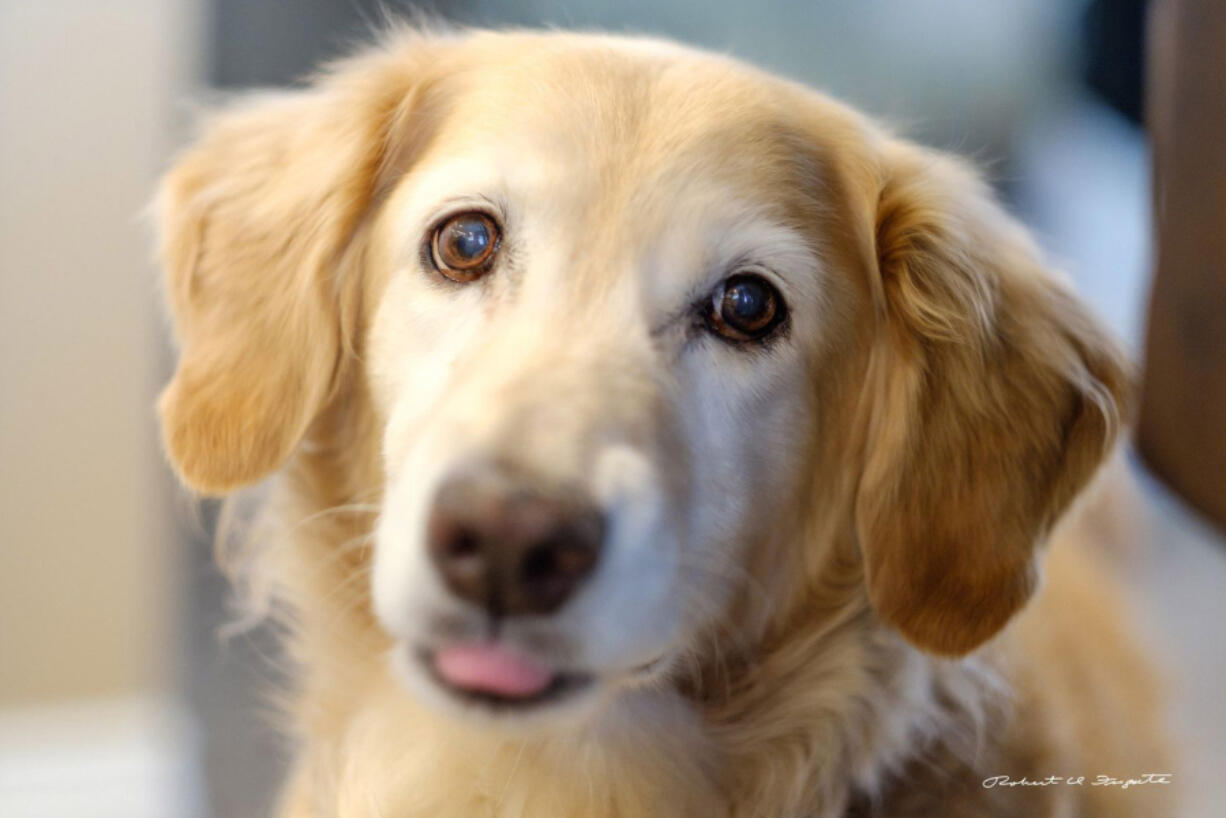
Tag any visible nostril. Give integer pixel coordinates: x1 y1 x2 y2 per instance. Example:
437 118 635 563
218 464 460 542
443 530 486 589
520 541 559 583
446 530 481 560
517 542 573 614
514 527 602 614
427 507 493 608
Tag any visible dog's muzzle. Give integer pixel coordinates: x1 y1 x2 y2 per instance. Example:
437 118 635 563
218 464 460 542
420 462 605 702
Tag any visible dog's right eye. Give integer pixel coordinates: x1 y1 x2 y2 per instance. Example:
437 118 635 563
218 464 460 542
704 273 787 343
429 212 501 282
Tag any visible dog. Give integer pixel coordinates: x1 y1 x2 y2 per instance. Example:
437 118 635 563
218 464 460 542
156 27 1171 817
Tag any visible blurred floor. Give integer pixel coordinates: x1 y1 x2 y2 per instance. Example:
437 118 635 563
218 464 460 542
0 698 201 818
1129 466 1226 818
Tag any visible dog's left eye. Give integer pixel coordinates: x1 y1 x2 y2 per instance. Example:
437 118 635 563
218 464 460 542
429 212 501 282
705 273 787 342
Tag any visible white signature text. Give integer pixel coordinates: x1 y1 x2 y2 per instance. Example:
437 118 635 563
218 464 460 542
982 773 1173 790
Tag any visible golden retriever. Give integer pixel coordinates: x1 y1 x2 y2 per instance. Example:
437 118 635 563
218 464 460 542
156 27 1172 817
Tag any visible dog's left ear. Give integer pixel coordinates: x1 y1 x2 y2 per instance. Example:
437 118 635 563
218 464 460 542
854 141 1132 656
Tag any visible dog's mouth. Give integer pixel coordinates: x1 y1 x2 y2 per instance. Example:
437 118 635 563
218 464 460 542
417 643 594 708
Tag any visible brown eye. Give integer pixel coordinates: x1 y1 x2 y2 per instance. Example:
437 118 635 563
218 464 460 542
430 212 500 282
707 273 786 342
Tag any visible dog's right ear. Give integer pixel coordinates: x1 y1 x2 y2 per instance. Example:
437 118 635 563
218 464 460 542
852 141 1132 656
156 44 433 495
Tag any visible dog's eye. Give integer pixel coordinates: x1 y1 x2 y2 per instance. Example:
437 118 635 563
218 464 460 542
706 273 786 342
430 212 501 282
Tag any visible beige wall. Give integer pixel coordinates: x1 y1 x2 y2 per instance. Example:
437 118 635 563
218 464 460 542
0 1 199 705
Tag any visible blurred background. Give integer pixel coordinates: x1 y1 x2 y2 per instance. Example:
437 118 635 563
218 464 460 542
1 1 1222 816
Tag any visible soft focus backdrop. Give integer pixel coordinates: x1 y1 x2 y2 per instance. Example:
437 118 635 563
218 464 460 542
1 2 1221 817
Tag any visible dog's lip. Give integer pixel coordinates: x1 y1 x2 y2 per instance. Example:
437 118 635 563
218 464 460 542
416 644 594 708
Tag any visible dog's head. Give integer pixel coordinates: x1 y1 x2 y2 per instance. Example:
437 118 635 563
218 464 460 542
157 31 1129 722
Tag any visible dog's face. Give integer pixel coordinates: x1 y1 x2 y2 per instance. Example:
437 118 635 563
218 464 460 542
365 51 836 717
156 32 1129 725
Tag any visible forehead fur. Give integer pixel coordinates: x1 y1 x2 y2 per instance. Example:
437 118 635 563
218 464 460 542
395 31 875 235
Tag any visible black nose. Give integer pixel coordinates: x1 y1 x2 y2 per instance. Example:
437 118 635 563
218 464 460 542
426 467 604 617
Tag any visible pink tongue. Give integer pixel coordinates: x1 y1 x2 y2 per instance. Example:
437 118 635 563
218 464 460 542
433 643 555 698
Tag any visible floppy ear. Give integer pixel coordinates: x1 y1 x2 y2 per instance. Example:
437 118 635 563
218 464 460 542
156 50 424 495
855 142 1132 656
